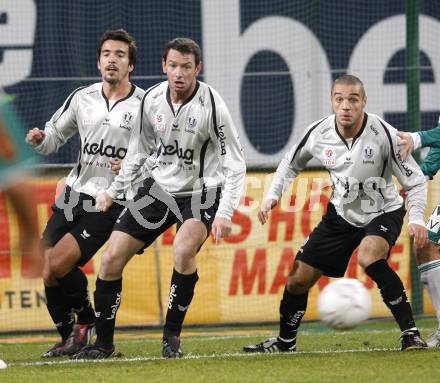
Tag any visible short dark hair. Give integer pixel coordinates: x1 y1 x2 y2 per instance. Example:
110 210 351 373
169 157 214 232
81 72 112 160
97 29 137 68
332 74 366 97
162 38 202 66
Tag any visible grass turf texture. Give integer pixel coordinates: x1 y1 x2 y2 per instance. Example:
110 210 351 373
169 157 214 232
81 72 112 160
0 319 438 383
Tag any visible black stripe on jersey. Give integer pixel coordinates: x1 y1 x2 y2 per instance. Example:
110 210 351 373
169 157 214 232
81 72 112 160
378 160 387 200
166 81 201 117
139 83 162 134
199 139 210 178
101 84 136 112
290 117 327 165
352 113 368 146
377 119 399 168
208 88 218 137
54 86 87 123
72 142 83 189
334 113 368 150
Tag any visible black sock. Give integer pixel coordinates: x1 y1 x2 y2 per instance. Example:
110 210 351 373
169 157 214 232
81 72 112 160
56 267 95 324
164 269 199 337
279 286 308 341
45 285 74 341
365 259 416 332
94 277 122 348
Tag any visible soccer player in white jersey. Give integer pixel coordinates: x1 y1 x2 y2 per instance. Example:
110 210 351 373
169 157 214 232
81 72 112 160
72 38 246 359
25 29 144 358
397 120 440 347
243 74 428 353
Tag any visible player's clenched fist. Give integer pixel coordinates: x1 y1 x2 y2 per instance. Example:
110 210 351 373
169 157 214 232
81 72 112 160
26 127 46 146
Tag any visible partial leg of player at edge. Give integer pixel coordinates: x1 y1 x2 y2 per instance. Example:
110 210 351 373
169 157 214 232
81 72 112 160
416 206 440 348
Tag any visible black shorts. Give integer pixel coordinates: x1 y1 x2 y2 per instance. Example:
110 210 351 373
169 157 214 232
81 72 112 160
114 177 221 248
42 186 123 266
295 203 405 277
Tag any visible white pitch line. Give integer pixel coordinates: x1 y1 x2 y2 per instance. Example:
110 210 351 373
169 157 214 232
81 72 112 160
9 347 400 368
113 328 417 344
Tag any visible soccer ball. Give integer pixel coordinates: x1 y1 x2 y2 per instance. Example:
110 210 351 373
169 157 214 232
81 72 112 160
317 278 372 329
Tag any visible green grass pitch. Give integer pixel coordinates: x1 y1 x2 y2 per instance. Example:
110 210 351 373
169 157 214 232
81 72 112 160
0 319 438 383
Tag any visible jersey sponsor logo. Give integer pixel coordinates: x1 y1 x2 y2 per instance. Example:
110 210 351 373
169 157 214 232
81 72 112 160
218 124 227 155
396 151 413 177
322 146 335 166
160 138 194 164
83 138 127 160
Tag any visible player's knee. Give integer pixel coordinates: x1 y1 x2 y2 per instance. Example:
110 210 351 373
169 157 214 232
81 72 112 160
99 249 125 279
42 260 57 285
285 261 315 294
173 240 197 261
48 250 72 278
415 241 438 265
357 236 388 269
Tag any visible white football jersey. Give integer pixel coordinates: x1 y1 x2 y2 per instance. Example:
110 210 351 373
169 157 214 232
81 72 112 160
107 80 246 220
30 82 145 199
266 113 427 227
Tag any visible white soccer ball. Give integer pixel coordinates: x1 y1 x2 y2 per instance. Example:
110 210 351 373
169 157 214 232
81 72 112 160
0 359 7 369
317 278 372 329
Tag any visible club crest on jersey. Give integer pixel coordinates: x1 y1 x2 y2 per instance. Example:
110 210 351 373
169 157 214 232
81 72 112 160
122 112 133 124
155 113 166 132
363 145 375 164
322 147 335 166
185 116 197 133
120 112 133 131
